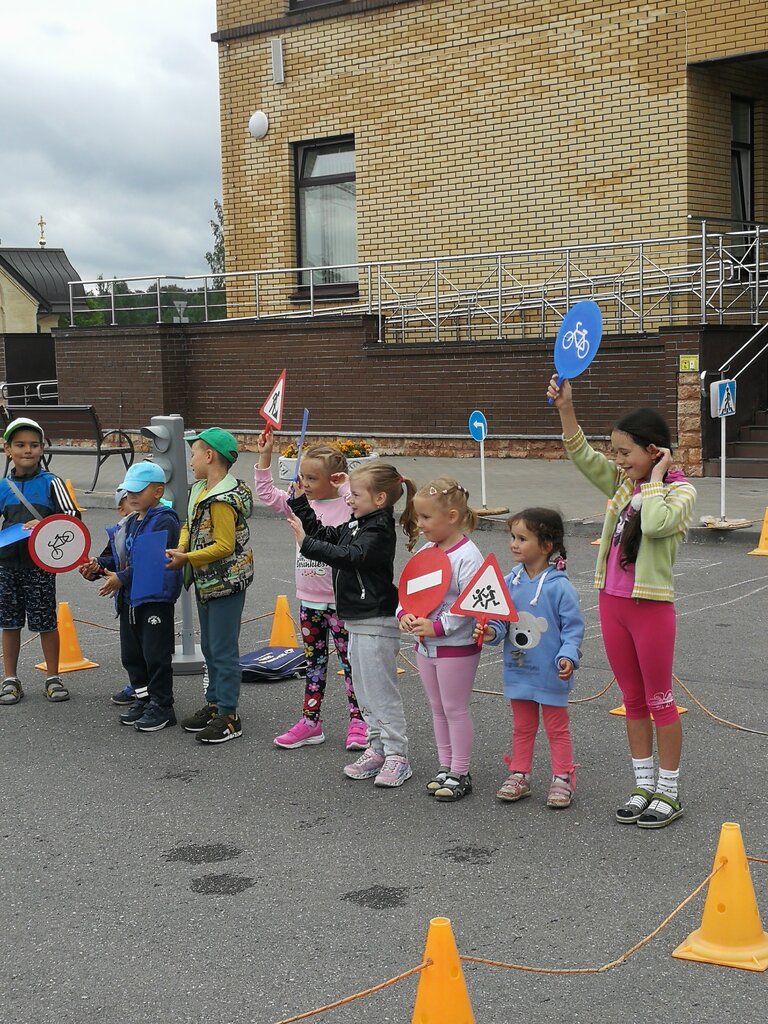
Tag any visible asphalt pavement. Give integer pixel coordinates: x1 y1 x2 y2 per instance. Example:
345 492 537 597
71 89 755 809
2 511 767 1024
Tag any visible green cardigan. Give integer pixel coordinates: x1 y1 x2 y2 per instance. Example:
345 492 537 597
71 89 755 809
564 428 696 602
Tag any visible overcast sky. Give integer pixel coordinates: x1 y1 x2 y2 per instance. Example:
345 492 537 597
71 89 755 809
0 2 221 285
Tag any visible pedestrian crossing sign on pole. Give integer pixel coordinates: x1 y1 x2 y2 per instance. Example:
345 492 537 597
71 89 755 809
260 369 287 430
710 379 737 418
450 553 518 646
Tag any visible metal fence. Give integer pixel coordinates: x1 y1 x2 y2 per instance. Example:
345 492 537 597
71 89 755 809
69 222 768 342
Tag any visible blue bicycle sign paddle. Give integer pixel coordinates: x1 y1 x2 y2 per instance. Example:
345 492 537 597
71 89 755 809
548 301 603 403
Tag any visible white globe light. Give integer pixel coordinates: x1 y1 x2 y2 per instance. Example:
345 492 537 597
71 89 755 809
248 111 269 139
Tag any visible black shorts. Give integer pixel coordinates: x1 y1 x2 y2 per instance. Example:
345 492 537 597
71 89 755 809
0 566 58 633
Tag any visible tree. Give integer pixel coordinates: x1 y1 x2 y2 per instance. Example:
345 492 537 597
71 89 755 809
205 199 225 286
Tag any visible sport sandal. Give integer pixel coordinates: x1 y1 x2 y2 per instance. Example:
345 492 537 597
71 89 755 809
45 676 70 702
546 776 573 809
496 772 531 802
0 677 23 705
615 786 654 824
637 792 683 829
434 773 472 802
426 767 451 794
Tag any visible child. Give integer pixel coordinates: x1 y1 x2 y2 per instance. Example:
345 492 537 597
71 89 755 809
92 463 183 731
78 487 140 706
477 508 584 809
548 375 696 828
0 416 81 706
166 427 254 745
255 432 367 751
398 479 484 801
287 463 418 787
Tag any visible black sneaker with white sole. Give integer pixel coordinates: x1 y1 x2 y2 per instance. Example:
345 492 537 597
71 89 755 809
196 713 242 744
134 701 177 732
181 704 217 733
119 699 148 725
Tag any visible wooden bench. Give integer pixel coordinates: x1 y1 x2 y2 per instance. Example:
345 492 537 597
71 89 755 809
4 404 134 492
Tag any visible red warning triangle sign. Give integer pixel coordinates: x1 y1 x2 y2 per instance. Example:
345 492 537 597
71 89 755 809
450 552 518 623
259 369 286 429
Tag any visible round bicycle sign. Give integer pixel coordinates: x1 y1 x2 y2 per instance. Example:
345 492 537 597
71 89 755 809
28 515 91 573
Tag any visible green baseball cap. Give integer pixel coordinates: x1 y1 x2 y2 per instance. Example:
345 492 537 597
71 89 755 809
4 416 44 442
185 427 239 464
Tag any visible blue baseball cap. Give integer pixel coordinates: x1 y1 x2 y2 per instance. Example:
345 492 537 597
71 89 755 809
118 462 166 492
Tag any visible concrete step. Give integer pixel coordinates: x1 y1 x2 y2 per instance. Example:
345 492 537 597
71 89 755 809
728 441 768 458
703 458 768 479
739 424 768 442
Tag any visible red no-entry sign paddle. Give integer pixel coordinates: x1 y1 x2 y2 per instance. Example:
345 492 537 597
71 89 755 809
398 546 452 618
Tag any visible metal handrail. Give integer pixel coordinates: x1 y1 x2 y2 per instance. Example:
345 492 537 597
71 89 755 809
0 379 58 402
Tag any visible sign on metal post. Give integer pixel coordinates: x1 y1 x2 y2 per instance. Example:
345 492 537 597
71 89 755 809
468 410 488 508
709 379 737 524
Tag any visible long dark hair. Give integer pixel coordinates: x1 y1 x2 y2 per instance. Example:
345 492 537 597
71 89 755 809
507 507 567 565
614 408 672 567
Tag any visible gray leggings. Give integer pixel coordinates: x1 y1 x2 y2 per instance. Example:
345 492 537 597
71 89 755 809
347 620 408 757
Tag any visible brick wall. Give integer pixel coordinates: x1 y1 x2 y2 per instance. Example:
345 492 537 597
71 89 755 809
213 0 768 300
53 317 717 472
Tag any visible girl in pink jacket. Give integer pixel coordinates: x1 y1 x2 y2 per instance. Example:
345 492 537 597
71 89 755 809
255 435 368 752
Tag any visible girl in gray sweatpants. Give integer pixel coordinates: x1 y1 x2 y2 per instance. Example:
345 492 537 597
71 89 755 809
287 462 419 789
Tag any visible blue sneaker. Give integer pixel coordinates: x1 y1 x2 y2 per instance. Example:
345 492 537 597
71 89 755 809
134 701 177 732
111 685 135 706
119 699 148 725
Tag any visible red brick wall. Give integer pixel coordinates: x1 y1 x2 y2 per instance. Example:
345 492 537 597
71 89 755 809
53 317 735 470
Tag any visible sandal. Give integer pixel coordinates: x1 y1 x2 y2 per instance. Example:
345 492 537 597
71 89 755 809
434 773 472 802
426 767 451 794
615 786 654 824
0 677 23 706
637 792 683 829
546 777 573 809
45 676 70 703
496 772 531 802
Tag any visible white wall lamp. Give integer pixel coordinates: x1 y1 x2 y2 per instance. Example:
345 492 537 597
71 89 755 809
248 111 269 139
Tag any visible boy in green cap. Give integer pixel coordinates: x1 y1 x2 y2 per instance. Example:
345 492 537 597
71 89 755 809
166 428 254 743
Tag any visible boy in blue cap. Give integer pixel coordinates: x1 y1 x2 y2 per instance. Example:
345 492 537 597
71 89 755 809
95 461 183 731
166 428 253 744
0 416 81 706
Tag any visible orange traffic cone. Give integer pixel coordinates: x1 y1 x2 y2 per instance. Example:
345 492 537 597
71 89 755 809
748 509 768 556
673 822 768 971
36 601 98 673
609 703 688 716
411 917 474 1024
65 479 86 513
269 595 299 647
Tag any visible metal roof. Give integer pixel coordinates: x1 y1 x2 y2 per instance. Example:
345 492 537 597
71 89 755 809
0 247 87 314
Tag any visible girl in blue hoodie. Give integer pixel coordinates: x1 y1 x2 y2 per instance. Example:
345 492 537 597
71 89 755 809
476 508 584 809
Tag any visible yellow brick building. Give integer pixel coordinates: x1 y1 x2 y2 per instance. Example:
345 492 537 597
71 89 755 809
213 0 767 300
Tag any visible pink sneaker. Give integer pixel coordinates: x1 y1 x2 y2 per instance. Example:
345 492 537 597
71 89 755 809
274 718 325 749
343 748 385 779
345 718 369 751
374 755 413 788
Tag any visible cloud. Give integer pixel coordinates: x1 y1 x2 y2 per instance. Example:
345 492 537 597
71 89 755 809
0 0 221 282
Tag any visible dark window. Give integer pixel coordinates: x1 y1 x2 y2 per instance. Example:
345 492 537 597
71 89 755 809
731 97 753 226
295 136 357 287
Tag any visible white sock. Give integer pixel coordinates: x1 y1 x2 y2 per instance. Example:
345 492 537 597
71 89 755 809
657 767 680 801
632 756 655 792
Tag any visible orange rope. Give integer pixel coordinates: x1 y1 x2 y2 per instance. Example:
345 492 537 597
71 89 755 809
272 959 431 1024
673 674 768 737
73 617 120 633
460 862 724 976
470 679 616 704
747 855 768 864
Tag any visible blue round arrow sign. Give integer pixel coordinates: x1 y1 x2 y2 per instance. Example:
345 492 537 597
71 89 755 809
553 301 603 386
468 410 488 442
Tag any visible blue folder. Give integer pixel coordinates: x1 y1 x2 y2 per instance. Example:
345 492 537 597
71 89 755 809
0 523 30 549
130 531 168 601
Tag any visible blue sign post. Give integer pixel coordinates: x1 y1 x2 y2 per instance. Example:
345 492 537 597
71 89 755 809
709 379 737 523
468 410 488 508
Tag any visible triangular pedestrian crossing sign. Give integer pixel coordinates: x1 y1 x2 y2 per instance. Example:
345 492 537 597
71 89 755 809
259 369 287 429
450 553 518 623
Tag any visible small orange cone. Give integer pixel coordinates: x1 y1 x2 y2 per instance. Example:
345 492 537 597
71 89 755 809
748 509 768 556
36 601 98 673
269 595 299 647
411 917 474 1024
673 822 768 971
65 479 86 513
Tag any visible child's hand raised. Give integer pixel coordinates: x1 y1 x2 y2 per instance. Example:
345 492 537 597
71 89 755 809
286 511 305 546
547 375 573 408
330 471 348 489
256 427 274 454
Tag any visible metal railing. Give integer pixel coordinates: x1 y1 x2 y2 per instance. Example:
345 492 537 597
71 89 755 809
0 380 58 403
68 222 768 342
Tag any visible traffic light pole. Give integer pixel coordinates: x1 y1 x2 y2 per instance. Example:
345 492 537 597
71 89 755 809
141 414 205 675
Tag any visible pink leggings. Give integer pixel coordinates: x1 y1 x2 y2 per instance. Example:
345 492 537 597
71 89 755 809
507 701 575 781
599 591 679 726
416 651 481 775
